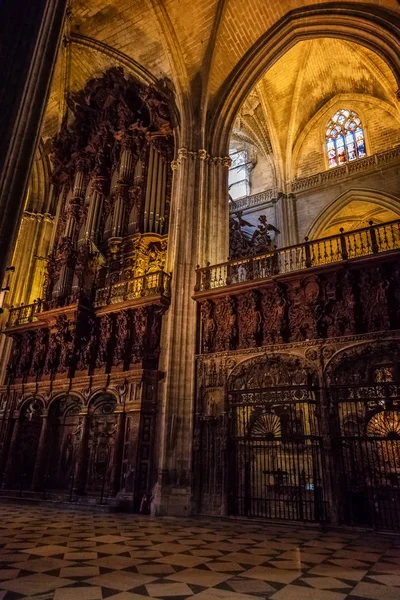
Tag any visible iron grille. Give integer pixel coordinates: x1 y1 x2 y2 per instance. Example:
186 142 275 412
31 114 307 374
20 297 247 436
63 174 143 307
228 386 327 522
332 383 400 531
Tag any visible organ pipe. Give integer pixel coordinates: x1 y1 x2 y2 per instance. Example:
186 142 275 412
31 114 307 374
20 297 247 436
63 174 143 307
142 146 168 234
149 147 159 232
143 146 154 232
159 158 167 234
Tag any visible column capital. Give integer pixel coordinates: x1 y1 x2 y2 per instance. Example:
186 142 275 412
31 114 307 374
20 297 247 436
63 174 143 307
198 149 208 161
171 148 232 170
209 155 231 167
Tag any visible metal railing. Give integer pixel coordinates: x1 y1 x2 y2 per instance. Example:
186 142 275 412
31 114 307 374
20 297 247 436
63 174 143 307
6 299 43 328
94 269 171 308
195 219 400 292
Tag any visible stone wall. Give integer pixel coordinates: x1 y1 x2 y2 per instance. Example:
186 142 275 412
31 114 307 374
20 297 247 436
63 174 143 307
296 100 400 178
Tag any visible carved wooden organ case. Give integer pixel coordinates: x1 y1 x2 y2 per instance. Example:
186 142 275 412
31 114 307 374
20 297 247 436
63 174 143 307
4 67 175 382
47 66 174 309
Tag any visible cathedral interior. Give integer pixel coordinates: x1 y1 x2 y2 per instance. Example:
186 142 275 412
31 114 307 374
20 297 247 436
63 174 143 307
1 0 400 549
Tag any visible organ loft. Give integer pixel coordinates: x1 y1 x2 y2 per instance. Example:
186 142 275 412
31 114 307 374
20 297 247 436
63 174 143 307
0 0 400 531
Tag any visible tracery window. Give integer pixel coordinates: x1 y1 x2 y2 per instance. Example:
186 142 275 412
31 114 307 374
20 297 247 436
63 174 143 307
326 109 366 169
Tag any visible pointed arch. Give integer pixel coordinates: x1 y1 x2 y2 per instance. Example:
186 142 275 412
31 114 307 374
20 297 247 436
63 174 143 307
306 188 400 240
70 34 158 87
209 4 400 156
291 94 400 179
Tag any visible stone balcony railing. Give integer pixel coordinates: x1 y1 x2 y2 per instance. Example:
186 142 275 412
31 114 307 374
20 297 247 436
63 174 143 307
6 270 172 328
194 219 400 295
230 188 278 213
291 146 400 194
229 146 400 213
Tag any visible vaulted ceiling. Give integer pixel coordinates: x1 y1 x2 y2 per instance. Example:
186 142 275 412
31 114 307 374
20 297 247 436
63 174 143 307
41 0 400 147
232 37 400 183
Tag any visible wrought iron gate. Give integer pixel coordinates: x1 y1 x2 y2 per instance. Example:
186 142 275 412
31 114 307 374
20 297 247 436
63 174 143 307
228 386 326 522
333 383 400 531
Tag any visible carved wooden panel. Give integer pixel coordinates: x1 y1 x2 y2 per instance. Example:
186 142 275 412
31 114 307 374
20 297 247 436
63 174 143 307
199 257 400 355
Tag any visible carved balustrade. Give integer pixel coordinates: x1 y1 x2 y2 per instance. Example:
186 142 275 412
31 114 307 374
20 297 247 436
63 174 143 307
94 270 171 308
195 219 400 292
230 188 277 213
6 300 43 328
6 271 171 329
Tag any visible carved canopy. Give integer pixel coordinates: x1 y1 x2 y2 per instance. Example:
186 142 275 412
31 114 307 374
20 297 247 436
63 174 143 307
228 354 318 391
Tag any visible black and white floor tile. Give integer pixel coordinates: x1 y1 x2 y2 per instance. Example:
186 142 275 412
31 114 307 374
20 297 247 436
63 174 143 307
0 504 398 599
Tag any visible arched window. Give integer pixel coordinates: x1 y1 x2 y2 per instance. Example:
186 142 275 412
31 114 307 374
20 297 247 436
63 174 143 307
326 109 366 169
229 148 251 200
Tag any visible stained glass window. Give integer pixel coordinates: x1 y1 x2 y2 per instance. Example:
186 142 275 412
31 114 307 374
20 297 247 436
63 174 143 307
325 109 366 168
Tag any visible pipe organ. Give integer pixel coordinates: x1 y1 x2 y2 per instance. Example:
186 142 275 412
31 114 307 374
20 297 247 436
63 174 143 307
45 67 174 308
0 69 175 506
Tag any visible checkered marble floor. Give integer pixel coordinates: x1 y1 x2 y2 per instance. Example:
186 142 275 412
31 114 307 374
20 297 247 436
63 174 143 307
0 505 399 599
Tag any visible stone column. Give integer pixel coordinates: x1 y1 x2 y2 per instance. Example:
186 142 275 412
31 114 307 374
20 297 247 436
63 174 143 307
152 149 231 516
31 413 50 490
73 412 90 494
110 411 126 496
206 155 231 265
2 416 21 489
0 0 67 284
275 192 299 247
151 148 198 515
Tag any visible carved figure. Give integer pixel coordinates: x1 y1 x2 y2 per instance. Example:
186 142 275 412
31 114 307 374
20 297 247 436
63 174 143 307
30 329 48 376
96 314 113 368
361 268 390 331
16 332 34 379
288 280 324 341
251 215 280 254
148 306 164 354
6 335 21 379
113 310 129 366
215 297 237 351
43 331 60 375
201 300 216 354
262 283 288 344
229 214 251 259
326 270 356 337
392 267 400 328
131 307 147 363
238 292 261 348
76 317 97 372
229 212 280 260
44 252 60 302
57 316 74 373
140 84 173 139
